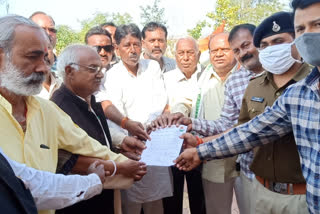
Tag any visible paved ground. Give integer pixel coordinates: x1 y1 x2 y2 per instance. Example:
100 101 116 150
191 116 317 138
182 184 239 214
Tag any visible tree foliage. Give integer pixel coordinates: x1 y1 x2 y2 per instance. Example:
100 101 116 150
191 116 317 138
140 0 167 26
188 0 286 39
55 25 81 55
56 12 133 54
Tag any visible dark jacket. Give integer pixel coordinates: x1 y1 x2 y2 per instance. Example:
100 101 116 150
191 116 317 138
0 153 37 214
51 84 114 214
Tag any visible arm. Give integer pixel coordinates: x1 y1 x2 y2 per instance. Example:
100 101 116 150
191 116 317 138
191 81 240 136
3 151 103 210
176 97 292 171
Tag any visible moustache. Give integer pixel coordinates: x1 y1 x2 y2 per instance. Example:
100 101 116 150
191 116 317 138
241 54 253 63
25 72 45 84
152 48 162 53
129 53 138 58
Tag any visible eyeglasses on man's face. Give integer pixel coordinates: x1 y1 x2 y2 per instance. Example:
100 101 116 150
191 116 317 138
93 45 114 53
69 63 106 74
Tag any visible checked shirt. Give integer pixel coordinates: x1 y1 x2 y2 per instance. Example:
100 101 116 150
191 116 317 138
192 66 258 180
197 67 320 214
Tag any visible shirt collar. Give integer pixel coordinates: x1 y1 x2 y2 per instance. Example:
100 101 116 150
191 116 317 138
206 63 239 82
0 93 40 116
264 63 312 84
176 64 203 82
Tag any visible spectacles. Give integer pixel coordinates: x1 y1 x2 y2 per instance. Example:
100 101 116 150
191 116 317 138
70 63 106 74
94 45 114 53
42 27 57 34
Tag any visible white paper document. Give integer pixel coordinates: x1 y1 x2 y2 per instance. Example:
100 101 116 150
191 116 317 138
141 125 187 166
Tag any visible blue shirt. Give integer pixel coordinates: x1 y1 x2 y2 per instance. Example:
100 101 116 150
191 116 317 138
197 67 320 214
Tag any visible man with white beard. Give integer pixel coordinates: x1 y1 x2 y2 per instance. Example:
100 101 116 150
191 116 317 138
0 15 146 214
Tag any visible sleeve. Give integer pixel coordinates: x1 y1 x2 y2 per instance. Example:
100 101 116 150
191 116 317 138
108 120 127 146
97 70 125 115
191 83 238 136
197 96 292 161
237 91 251 125
4 152 102 210
49 102 128 163
56 150 79 174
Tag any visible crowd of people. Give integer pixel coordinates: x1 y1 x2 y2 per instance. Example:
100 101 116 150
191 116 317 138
0 0 320 214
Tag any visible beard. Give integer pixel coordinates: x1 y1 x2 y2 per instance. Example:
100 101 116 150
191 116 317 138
0 58 45 96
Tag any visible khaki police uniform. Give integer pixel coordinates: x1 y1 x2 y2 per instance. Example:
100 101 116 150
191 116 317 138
238 63 311 214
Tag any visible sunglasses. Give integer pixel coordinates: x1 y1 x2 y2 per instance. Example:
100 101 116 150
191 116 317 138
42 27 57 34
94 45 114 53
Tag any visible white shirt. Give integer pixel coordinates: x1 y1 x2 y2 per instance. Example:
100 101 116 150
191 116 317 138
164 64 203 116
37 73 62 100
96 59 168 125
96 59 172 203
0 148 102 211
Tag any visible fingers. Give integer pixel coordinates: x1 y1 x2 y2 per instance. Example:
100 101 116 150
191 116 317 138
90 160 99 168
122 151 141 161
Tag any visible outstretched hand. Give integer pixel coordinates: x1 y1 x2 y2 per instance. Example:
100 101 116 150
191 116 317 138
174 148 201 171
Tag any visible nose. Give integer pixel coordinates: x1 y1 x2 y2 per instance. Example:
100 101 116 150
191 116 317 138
35 57 49 75
216 49 224 57
99 48 107 56
129 44 136 53
154 40 160 47
182 52 189 61
239 49 247 58
96 68 105 79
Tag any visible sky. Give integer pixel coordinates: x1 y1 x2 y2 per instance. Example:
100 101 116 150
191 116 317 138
0 0 291 38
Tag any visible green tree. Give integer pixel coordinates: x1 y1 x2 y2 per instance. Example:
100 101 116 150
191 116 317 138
78 12 133 42
139 0 167 26
56 12 133 55
56 25 81 55
188 0 287 39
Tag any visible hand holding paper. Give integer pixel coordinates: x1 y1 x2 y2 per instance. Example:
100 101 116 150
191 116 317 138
140 125 187 166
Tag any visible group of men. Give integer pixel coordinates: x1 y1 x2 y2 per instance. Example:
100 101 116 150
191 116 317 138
1 0 320 214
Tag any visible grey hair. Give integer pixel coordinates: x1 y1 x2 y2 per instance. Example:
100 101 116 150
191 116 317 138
57 44 98 80
175 36 199 53
0 15 41 53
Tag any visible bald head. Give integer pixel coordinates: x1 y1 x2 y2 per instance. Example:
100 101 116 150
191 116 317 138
176 37 199 53
31 13 57 47
175 37 200 78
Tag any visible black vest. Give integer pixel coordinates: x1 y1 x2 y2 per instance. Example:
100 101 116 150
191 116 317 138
51 84 114 214
0 153 38 214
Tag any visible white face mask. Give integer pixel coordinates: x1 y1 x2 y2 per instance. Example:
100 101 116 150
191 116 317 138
258 43 302 75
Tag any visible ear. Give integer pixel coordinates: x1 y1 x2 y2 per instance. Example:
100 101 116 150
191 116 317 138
197 51 201 61
0 48 5 70
65 65 74 79
142 39 146 48
114 44 120 57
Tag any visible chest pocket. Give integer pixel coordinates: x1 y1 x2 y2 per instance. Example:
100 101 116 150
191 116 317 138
248 98 267 118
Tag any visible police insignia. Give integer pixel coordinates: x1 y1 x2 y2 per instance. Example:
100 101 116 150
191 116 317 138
251 97 264 103
272 21 281 32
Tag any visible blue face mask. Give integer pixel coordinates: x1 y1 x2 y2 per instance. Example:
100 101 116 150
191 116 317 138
258 43 302 75
295 32 320 67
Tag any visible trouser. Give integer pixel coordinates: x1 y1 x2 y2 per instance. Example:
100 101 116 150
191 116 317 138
122 199 163 214
239 172 255 214
202 177 236 214
253 178 308 214
163 166 206 214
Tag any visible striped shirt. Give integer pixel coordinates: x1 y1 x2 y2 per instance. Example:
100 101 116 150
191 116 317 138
197 67 320 214
191 67 258 180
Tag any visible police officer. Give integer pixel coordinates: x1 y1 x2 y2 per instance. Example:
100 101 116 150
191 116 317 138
238 11 310 214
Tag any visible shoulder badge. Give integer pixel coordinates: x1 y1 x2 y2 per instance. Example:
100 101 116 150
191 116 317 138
272 21 281 32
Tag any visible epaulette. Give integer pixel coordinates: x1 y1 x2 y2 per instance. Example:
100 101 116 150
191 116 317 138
249 71 266 81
